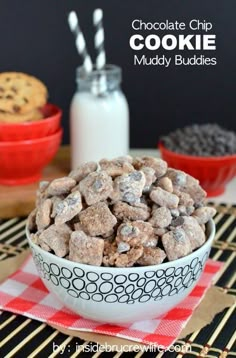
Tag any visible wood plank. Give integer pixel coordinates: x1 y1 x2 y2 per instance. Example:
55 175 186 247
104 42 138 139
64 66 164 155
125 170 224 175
0 146 70 218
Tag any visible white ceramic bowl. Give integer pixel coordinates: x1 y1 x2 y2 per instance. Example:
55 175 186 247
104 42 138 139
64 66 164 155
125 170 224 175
26 220 215 324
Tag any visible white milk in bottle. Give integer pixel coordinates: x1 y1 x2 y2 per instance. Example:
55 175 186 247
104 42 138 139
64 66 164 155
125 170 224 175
70 65 129 169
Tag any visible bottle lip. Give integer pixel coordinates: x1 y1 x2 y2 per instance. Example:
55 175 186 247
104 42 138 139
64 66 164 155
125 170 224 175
76 64 121 81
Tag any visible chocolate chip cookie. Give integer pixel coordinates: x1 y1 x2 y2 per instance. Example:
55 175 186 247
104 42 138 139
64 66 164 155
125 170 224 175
0 72 47 114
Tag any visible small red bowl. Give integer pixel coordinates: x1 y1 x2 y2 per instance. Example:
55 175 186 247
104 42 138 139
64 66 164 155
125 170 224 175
0 128 62 185
0 103 62 141
159 142 236 197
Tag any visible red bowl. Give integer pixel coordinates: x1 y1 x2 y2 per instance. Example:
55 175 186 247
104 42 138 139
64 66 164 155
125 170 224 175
159 142 236 197
0 128 62 185
0 103 62 141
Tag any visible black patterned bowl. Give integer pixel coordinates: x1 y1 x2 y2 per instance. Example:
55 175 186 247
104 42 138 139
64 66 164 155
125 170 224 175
26 220 215 324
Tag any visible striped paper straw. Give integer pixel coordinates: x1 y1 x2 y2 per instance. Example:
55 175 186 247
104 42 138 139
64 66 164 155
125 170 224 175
93 9 107 94
68 11 93 73
93 9 106 69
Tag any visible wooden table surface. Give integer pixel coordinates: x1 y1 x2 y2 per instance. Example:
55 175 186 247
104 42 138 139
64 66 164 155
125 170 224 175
0 146 71 218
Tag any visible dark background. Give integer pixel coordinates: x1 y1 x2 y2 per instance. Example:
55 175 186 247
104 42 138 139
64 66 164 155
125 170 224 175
0 0 235 148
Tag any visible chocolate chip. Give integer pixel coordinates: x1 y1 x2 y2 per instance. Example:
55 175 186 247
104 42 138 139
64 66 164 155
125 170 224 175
174 173 186 186
117 242 130 253
13 105 20 112
171 216 184 227
93 179 103 191
130 171 142 181
11 86 17 93
186 206 195 215
170 209 179 218
67 196 80 206
161 124 236 157
123 192 136 203
120 225 133 236
120 225 138 237
173 229 186 242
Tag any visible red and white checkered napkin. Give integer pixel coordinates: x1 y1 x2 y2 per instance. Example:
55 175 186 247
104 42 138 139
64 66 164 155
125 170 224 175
0 256 222 348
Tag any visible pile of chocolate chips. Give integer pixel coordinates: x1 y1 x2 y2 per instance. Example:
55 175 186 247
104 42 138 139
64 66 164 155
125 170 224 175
161 124 236 157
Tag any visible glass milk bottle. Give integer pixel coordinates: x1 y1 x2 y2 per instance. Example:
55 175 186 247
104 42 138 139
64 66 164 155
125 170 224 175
70 64 129 169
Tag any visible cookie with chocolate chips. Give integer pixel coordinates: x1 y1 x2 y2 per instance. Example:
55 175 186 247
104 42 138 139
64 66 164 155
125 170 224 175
0 108 43 123
0 72 47 114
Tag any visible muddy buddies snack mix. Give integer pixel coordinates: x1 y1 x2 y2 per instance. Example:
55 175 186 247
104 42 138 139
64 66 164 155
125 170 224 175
28 156 216 267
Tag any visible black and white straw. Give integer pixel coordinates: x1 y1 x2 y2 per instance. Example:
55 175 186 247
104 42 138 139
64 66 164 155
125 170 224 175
68 11 93 73
93 9 106 70
93 8 107 94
